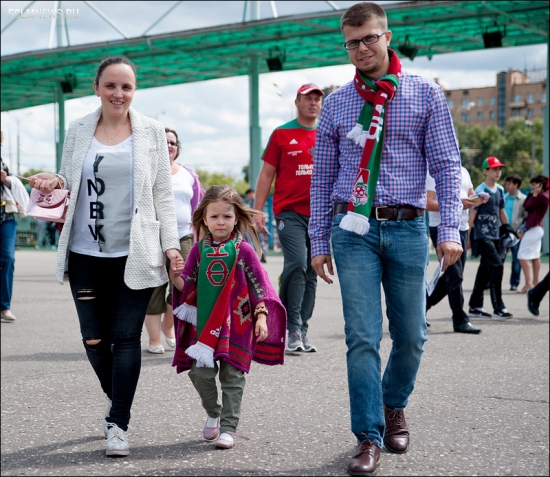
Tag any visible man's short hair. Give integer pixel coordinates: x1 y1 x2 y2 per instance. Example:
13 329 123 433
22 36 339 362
245 188 254 195
505 174 522 187
340 2 387 31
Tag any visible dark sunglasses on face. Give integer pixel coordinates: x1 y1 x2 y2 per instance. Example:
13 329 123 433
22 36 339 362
167 141 179 147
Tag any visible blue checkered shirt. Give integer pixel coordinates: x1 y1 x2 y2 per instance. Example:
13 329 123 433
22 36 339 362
309 71 463 257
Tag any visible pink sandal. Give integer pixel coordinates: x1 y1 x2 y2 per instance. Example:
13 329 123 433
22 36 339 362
203 416 220 440
214 431 249 449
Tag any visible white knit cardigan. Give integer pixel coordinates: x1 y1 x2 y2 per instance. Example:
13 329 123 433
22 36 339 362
55 107 180 289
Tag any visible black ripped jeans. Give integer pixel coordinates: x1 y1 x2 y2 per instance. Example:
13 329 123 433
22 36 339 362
68 252 153 431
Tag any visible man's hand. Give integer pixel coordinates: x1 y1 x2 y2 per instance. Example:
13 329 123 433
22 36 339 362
253 213 267 234
311 254 334 284
436 241 463 272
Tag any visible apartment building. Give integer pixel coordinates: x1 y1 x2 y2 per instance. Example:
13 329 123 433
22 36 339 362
445 69 546 129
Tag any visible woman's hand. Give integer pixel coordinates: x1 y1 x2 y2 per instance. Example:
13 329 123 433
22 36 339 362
29 173 59 192
166 248 183 273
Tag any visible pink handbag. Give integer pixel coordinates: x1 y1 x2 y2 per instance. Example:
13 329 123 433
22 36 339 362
27 189 70 223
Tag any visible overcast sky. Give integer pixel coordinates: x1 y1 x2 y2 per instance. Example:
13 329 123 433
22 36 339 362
1 1 547 178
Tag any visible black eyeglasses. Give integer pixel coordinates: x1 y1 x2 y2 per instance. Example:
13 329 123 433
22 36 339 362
343 32 387 50
167 141 179 147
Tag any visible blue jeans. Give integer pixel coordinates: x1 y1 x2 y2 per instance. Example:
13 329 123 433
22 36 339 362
68 252 154 431
508 242 521 288
276 210 317 335
1 218 16 311
332 214 429 447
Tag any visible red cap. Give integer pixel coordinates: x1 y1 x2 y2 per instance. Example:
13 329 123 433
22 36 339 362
482 156 506 170
296 83 324 97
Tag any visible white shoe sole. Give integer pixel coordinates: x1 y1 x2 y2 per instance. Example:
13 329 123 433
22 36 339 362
147 345 165 354
106 448 129 456
286 344 304 352
492 314 513 320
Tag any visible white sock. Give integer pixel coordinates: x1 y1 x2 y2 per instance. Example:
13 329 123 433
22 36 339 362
218 432 234 442
206 416 219 427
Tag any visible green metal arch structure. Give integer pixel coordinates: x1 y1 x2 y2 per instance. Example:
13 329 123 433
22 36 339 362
2 1 548 112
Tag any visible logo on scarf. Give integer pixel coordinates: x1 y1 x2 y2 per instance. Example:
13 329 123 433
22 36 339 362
206 243 229 258
206 260 229 286
351 170 370 206
210 326 221 338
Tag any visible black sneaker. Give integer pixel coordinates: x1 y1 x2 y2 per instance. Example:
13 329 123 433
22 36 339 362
468 307 491 318
510 285 518 291
527 289 540 316
492 309 513 320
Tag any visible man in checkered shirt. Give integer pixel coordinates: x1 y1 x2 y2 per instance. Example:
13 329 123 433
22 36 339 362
308 2 463 475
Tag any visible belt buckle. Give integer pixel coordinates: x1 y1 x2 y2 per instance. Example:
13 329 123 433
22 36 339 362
375 206 388 221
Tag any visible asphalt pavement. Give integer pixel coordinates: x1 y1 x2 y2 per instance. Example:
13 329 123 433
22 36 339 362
1 250 548 476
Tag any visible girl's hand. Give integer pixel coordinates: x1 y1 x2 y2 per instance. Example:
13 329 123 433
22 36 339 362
255 315 268 342
173 255 185 275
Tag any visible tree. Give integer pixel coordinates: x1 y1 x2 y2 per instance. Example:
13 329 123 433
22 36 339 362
455 119 543 187
195 169 249 195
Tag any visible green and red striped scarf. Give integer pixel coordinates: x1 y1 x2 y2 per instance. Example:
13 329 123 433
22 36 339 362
340 49 402 235
184 231 242 368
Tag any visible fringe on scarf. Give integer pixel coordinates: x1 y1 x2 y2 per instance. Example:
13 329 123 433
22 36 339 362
173 303 197 326
346 123 363 145
340 211 371 235
185 341 215 368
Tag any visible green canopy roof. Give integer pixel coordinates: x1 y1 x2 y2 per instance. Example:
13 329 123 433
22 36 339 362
1 0 548 112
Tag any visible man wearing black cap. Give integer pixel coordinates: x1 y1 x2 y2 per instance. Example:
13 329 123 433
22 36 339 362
468 156 513 320
253 83 323 353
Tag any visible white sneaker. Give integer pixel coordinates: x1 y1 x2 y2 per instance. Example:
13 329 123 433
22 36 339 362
105 423 129 456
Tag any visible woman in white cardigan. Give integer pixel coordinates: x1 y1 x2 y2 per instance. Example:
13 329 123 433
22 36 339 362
29 56 183 457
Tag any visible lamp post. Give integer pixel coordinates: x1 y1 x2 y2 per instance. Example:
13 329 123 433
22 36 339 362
455 101 475 121
273 83 294 120
525 120 535 178
4 112 32 175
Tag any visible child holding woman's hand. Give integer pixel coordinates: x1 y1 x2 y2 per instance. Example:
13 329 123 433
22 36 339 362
170 185 287 449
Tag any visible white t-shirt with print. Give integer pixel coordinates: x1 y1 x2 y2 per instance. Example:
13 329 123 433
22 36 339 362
70 136 134 257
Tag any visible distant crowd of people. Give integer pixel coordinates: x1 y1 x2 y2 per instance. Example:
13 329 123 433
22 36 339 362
1 2 548 475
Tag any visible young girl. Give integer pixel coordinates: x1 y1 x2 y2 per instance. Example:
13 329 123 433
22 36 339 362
170 185 287 449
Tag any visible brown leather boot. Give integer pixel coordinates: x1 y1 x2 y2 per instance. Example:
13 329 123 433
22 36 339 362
347 439 380 476
383 407 409 453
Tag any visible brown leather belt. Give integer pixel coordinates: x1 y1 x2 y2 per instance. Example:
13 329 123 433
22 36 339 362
333 202 424 220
